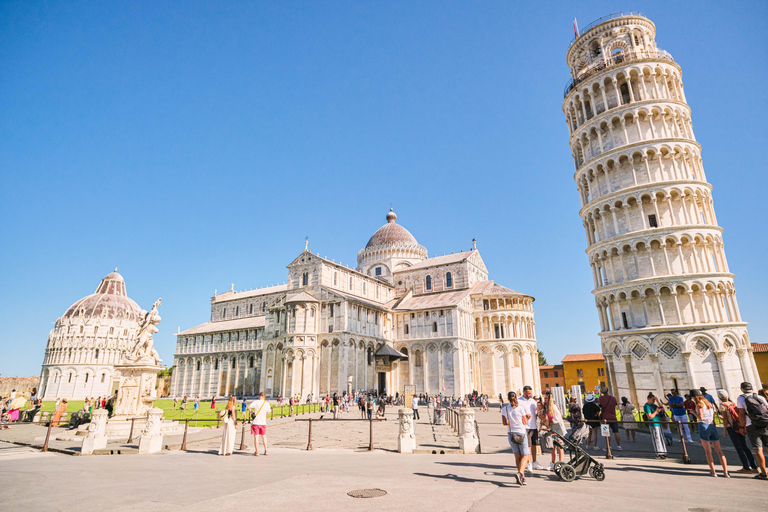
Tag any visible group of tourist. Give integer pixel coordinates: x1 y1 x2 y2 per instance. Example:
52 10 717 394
500 381 768 484
216 392 272 456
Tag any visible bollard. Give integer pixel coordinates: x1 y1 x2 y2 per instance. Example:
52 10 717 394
677 421 691 464
41 420 53 452
127 417 136 443
307 418 313 450
181 419 189 451
368 417 374 451
239 420 247 451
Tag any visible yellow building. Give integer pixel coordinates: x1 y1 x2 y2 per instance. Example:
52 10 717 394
562 353 606 393
753 343 768 388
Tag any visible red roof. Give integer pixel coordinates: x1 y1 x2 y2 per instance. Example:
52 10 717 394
752 343 768 353
562 353 604 362
539 365 563 370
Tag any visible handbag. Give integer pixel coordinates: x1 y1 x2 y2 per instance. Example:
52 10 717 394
540 430 554 450
509 432 525 445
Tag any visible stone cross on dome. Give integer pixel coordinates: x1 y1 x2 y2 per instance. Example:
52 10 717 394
305 236 309 252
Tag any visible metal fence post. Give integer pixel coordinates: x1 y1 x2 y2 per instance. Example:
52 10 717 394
368 417 374 451
127 417 136 443
239 419 247 451
307 418 313 451
604 421 614 460
677 421 691 464
41 420 53 452
181 419 189 451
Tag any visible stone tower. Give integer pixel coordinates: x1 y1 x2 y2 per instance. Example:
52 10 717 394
563 13 760 403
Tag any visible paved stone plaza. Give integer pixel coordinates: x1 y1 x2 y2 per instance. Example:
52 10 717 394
1 409 766 511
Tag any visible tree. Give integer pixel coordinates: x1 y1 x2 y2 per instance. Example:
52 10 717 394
538 350 548 366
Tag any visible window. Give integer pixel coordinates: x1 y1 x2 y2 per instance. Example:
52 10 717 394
432 322 438 333
231 359 236 369
68 373 73 383
249 356 254 368
620 83 630 104
546 383 550 388
426 275 432 290
250 304 253 314
404 324 409 335
236 306 239 317
555 383 560 387
446 272 452 288
414 350 422 367
494 325 500 339
109 327 114 334
94 326 98 334
622 312 629 329
554 370 559 378
597 367 605 377
222 309 227 320
439 310 444 317
80 326 84 333
544 371 549 378
411 313 415 319
262 302 265 312
197 361 201 371
101 373 106 383
577 369 584 378
329 304 334 317
302 273 308 286
375 267 382 276
215 360 219 370
483 300 489 311
95 348 99 359
85 373 89 383
648 214 658 228
367 347 373 365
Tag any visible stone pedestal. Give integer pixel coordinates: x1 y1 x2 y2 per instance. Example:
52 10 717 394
138 408 164 454
433 408 446 425
398 408 416 454
81 409 108 455
106 363 162 439
458 408 479 454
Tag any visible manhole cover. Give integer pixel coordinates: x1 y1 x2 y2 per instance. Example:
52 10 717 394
347 489 387 499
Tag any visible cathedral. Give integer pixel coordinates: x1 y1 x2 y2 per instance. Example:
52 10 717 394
170 209 541 399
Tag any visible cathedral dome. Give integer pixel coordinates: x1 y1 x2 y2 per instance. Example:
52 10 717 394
60 270 143 322
365 209 420 249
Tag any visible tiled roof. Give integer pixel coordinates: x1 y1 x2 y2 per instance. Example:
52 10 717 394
393 288 473 311
177 316 266 336
394 251 474 272
212 284 288 304
285 291 318 303
562 353 604 362
752 343 768 353
470 280 525 296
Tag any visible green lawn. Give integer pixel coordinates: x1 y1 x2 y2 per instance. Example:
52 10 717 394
31 399 320 423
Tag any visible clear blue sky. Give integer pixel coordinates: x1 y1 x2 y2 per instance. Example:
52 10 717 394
1 1 766 377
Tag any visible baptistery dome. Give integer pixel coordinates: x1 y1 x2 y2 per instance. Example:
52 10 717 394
61 271 142 322
357 209 428 283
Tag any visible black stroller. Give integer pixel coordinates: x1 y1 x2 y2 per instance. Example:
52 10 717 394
550 428 606 482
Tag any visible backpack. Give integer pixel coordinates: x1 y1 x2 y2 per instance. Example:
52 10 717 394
744 394 768 428
723 401 741 429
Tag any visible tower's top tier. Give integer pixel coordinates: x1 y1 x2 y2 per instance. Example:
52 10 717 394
566 13 671 94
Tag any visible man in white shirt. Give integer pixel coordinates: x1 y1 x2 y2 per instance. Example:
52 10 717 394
737 382 768 479
247 392 272 456
518 385 542 471
412 395 420 420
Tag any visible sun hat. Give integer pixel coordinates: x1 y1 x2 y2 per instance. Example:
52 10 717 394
585 393 596 402
716 389 729 401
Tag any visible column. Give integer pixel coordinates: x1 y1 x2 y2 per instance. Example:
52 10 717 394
655 295 667 325
715 352 732 395
623 354 639 408
682 352 698 390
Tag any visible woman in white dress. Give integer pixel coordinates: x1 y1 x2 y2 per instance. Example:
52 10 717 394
218 396 237 456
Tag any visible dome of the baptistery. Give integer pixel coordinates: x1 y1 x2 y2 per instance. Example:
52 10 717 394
60 270 142 322
365 209 420 249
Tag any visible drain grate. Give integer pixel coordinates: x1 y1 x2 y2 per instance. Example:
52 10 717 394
347 489 387 499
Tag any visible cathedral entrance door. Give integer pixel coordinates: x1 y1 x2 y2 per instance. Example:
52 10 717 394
378 372 386 395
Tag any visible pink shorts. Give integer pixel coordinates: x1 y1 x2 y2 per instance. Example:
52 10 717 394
251 424 266 435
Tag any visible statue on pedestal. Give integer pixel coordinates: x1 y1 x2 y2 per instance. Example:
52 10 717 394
125 298 163 365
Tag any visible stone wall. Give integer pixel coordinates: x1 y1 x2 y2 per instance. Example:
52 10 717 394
0 377 39 398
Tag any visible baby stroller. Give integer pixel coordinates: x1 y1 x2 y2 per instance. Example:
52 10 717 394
551 429 606 482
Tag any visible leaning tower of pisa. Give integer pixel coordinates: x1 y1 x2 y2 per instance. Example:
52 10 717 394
562 13 761 404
